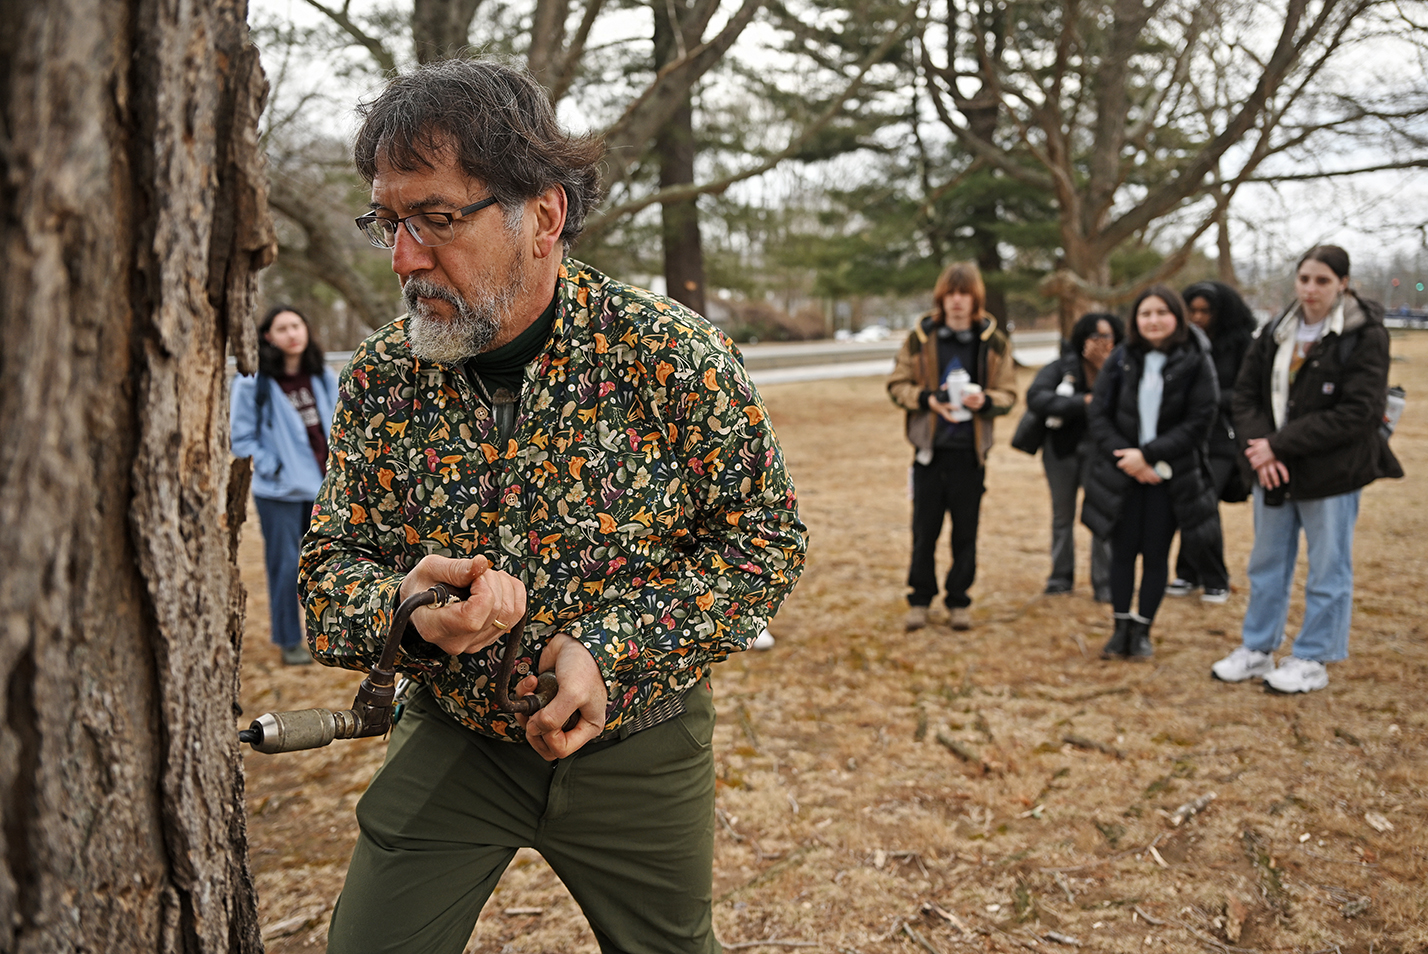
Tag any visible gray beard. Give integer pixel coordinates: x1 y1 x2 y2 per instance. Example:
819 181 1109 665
403 263 528 363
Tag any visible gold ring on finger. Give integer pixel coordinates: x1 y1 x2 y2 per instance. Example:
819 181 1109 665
492 619 508 630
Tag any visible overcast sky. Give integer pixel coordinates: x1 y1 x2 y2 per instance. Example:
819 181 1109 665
248 0 1428 277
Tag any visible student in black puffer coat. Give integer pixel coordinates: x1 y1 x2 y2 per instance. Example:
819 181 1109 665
1026 312 1124 600
1163 280 1257 602
1082 285 1221 660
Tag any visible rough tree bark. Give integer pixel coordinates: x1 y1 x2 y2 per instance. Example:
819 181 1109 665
0 1 276 951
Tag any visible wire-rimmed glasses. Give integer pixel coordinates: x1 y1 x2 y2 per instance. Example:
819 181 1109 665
355 196 499 249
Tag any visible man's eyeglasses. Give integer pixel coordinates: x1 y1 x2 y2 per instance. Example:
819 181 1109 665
355 196 499 249
1088 332 1115 340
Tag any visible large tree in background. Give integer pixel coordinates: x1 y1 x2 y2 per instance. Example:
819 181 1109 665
256 0 917 338
0 1 274 950
919 0 1428 330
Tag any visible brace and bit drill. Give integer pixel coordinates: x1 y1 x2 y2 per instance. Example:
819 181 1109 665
238 584 558 754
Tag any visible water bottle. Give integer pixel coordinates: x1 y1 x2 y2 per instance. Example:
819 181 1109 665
1046 375 1075 429
943 364 972 422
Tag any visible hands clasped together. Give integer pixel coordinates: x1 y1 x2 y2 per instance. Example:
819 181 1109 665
398 554 609 759
1244 437 1289 489
1113 447 1162 485
928 387 986 421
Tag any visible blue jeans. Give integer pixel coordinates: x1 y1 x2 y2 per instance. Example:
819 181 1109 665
1240 486 1360 662
254 496 313 648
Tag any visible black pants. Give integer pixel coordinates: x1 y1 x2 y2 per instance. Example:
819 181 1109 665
1172 456 1232 589
1111 482 1177 621
908 448 985 609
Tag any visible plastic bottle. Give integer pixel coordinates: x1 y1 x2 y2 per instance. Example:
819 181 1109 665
1046 375 1075 429
943 364 972 422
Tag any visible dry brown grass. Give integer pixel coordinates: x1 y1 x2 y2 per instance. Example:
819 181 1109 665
242 332 1428 954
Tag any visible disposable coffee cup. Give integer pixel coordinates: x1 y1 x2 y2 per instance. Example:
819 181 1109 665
962 383 982 396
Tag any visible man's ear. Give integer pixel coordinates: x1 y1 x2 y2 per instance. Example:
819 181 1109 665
531 185 567 261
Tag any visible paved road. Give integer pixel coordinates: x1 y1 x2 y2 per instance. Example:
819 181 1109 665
312 331 1063 385
744 331 1061 386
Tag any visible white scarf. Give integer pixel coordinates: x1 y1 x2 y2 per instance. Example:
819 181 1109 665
1269 295 1345 429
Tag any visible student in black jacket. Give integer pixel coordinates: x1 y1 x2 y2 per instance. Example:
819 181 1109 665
1211 245 1403 693
1082 286 1220 660
1164 281 1257 603
1026 312 1124 600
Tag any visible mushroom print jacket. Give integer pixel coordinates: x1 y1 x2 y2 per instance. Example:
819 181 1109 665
299 260 807 742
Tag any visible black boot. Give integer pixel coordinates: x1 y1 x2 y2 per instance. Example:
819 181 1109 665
1101 615 1132 659
1126 618 1154 659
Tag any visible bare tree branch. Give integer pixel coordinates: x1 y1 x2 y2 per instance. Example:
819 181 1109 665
585 1 921 235
299 0 397 73
599 0 766 186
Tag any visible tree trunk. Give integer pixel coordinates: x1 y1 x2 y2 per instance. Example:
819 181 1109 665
0 2 275 952
413 0 484 63
1216 201 1239 286
652 0 707 315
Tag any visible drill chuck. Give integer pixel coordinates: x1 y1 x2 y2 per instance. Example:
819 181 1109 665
244 707 359 754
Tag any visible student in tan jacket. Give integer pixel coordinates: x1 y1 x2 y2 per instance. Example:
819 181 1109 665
887 262 1016 631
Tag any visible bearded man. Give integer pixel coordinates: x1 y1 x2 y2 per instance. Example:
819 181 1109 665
297 59 806 953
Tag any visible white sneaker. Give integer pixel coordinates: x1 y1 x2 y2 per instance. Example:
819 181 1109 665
1200 588 1230 604
1165 578 1199 597
751 628 776 650
1264 656 1329 694
1211 646 1275 682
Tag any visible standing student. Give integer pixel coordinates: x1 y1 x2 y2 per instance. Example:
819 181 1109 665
888 262 1017 632
1081 286 1219 659
1026 312 1124 601
1164 280 1256 603
230 305 338 665
1212 246 1402 693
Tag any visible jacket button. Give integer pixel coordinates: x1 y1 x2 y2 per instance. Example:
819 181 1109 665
504 491 519 506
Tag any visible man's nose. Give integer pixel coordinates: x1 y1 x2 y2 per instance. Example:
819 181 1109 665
391 222 435 278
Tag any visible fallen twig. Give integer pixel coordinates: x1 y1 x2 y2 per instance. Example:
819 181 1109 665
716 806 745 842
1169 791 1217 827
724 940 818 950
1044 930 1082 946
920 901 969 934
935 730 992 774
888 850 930 878
1053 871 1076 904
715 845 818 904
1133 905 1167 926
1170 917 1260 954
1063 734 1124 759
901 921 944 954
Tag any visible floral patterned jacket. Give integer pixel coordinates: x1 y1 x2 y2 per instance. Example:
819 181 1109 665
298 260 806 743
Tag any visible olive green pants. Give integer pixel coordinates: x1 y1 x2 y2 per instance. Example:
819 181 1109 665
326 681 720 954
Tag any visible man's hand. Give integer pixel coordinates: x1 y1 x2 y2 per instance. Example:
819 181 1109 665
1245 438 1289 489
927 395 957 422
399 554 526 656
961 389 986 411
1114 447 1161 485
515 634 608 761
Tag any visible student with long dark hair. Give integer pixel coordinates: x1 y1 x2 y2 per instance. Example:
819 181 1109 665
1026 311 1124 600
1164 280 1258 602
1081 286 1220 660
230 305 338 664
1212 246 1403 692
